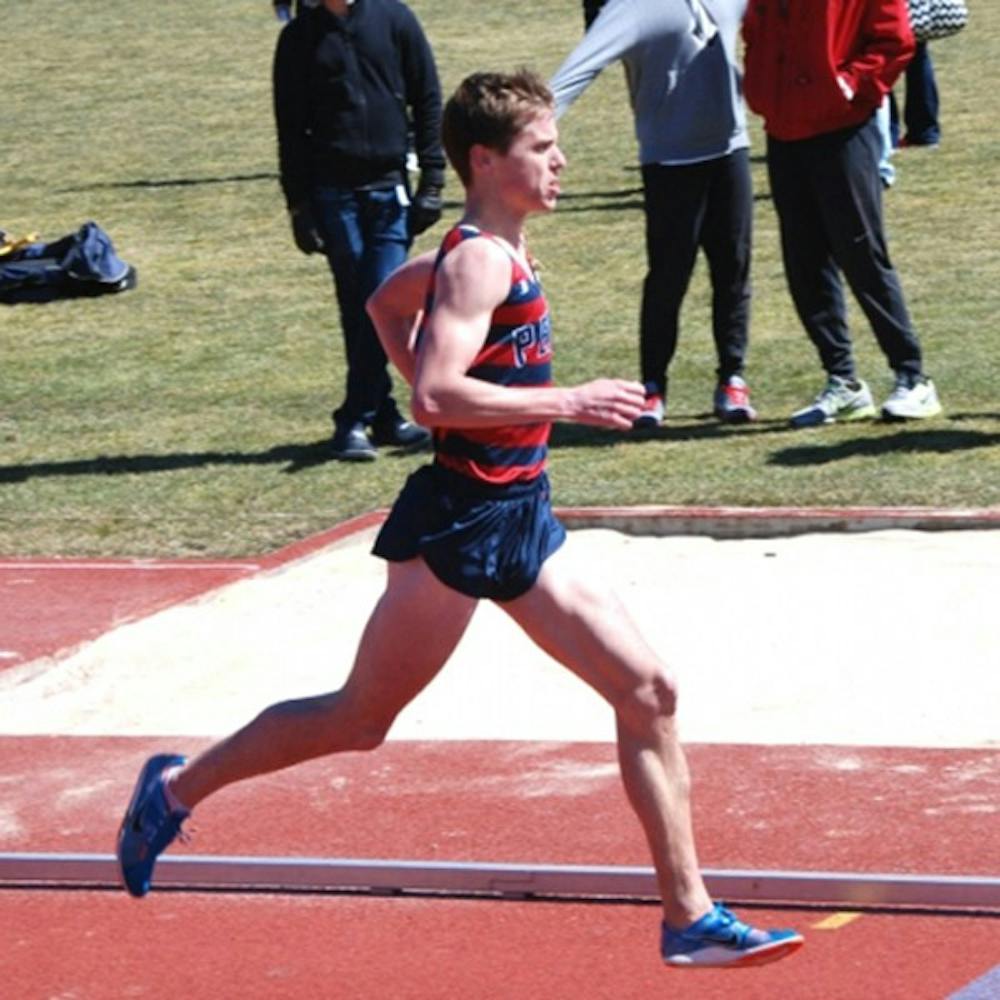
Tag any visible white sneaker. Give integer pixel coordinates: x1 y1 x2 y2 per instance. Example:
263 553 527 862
881 375 942 421
789 376 876 428
632 388 665 431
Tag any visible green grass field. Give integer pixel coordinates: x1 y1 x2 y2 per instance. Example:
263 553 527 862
1 0 997 557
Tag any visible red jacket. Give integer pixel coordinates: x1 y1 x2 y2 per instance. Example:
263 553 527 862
743 0 914 141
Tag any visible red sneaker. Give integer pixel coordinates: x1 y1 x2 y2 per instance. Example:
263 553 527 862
713 375 757 424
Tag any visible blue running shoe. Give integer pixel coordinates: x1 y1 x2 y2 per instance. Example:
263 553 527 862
117 753 189 898
662 903 803 968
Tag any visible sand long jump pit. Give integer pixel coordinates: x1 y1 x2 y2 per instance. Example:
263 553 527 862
1 510 997 751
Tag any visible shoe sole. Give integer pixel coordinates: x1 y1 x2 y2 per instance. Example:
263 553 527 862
715 408 757 425
631 416 663 433
664 936 804 969
881 404 943 423
790 404 876 428
838 404 878 422
334 449 377 462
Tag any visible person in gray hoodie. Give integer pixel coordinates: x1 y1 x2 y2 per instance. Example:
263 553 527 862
551 0 756 426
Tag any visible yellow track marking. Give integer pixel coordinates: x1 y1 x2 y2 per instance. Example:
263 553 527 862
813 912 863 930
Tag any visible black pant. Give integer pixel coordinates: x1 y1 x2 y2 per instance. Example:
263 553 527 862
640 149 752 395
582 0 609 29
890 42 940 146
766 116 922 381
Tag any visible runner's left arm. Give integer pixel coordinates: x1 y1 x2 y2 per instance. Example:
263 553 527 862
367 251 437 386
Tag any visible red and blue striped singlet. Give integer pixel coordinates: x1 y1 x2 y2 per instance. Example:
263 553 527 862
421 224 553 486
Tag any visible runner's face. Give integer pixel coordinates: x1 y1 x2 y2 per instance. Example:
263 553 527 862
495 111 566 214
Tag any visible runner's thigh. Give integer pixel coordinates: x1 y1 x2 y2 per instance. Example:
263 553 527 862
340 557 478 720
499 545 669 711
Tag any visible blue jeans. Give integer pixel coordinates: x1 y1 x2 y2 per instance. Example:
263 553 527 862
312 184 411 429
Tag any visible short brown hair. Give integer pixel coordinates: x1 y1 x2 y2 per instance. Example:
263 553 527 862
442 69 555 186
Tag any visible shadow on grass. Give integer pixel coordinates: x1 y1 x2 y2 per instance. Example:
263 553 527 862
56 177 761 213
2 421 759 484
768 426 1000 467
555 413 1000 453
0 439 346 482
948 411 1000 422
445 187 649 215
549 416 788 449
5 420 996 484
57 172 278 193
553 187 644 213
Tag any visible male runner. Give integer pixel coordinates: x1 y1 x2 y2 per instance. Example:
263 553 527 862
117 69 803 969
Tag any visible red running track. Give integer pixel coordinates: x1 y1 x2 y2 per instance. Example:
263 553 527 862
0 514 383 669
5 889 999 1000
2 737 999 999
3 737 999 876
0 558 258 667
2 522 999 998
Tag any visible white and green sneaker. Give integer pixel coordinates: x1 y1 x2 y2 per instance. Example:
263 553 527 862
789 375 876 428
881 374 942 421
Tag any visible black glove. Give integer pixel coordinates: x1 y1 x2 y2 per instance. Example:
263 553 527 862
407 177 443 239
289 203 324 255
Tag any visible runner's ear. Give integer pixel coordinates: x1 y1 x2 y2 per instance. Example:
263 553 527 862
469 143 495 175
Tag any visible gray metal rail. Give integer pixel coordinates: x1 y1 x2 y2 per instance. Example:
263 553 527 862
2 853 998 911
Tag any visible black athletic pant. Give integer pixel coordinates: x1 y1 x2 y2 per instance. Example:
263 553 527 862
640 148 752 396
583 0 609 29
766 115 923 382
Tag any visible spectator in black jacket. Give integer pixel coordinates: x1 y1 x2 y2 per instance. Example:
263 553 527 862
274 0 445 460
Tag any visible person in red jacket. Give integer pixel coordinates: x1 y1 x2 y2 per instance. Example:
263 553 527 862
743 0 943 426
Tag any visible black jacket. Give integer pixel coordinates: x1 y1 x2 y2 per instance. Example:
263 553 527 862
273 0 445 208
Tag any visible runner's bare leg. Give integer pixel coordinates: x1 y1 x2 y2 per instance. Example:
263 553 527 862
170 558 477 808
501 546 713 928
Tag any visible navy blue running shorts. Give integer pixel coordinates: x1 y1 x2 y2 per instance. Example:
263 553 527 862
372 464 567 602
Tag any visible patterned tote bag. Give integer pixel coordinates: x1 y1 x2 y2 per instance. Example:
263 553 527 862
907 0 969 41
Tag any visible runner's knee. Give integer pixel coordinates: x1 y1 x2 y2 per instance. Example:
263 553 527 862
256 694 394 754
618 668 679 734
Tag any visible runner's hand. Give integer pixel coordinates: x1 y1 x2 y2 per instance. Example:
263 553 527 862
568 379 645 429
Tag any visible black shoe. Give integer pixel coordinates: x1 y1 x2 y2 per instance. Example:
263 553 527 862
331 423 377 462
371 417 431 451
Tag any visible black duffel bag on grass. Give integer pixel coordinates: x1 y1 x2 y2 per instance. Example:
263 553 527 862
0 221 137 304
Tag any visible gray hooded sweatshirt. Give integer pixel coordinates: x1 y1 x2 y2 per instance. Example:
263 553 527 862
549 0 749 165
